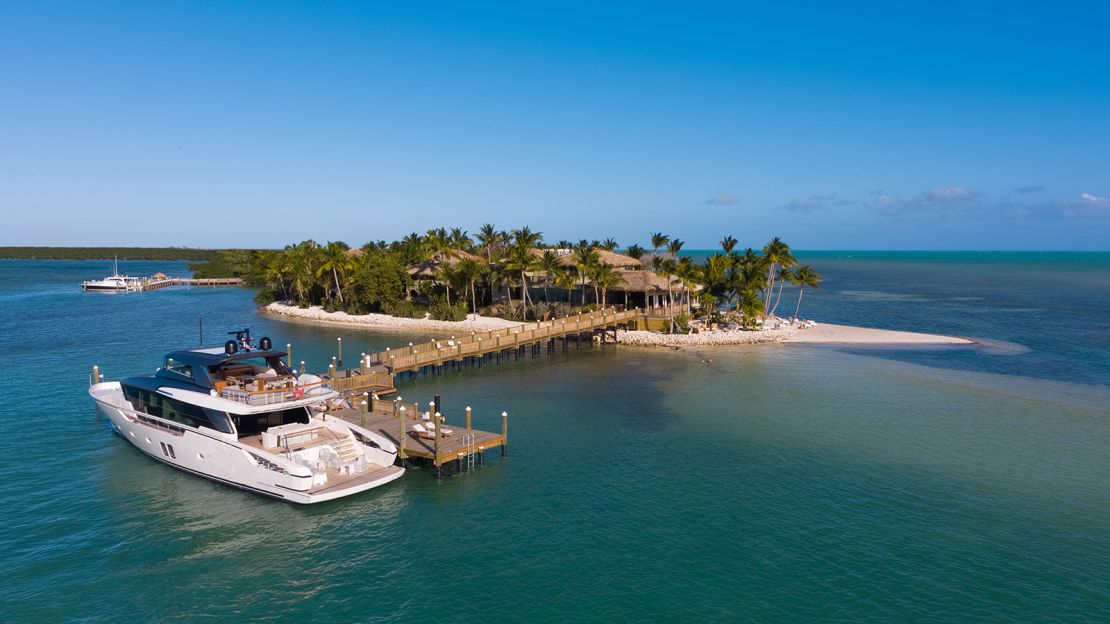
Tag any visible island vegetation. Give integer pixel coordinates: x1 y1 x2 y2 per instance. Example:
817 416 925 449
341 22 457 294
241 227 822 332
0 246 223 261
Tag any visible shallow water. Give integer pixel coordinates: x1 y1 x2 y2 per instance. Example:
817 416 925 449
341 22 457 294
1 255 1109 622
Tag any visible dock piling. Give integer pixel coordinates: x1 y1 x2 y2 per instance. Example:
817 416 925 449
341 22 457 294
466 406 472 431
501 411 508 457
398 405 407 465
337 337 343 368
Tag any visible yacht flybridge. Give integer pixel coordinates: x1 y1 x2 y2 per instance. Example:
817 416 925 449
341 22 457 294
89 330 404 503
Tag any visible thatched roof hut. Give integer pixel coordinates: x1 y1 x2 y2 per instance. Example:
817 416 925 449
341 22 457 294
406 249 483 278
529 248 642 268
613 269 686 293
345 247 366 258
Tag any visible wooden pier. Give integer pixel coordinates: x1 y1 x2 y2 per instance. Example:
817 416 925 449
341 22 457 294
328 398 506 477
314 308 644 477
134 277 243 291
361 308 642 375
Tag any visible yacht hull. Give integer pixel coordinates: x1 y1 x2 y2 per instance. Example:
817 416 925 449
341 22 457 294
90 382 403 503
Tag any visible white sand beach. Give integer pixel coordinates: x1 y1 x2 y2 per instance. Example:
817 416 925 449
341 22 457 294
785 323 972 345
264 302 521 333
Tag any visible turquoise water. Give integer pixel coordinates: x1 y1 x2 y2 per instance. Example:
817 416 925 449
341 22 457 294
2 255 1109 622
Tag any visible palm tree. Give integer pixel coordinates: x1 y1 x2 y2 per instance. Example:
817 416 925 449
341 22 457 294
625 243 646 260
316 241 351 304
592 263 622 307
424 228 451 261
539 250 562 302
790 265 821 321
702 252 732 316
675 256 698 314
476 223 499 264
449 228 471 252
571 242 600 306
504 243 537 315
649 232 670 273
437 262 460 306
554 268 577 303
600 237 619 251
720 235 737 255
455 258 484 316
664 239 685 329
762 237 794 316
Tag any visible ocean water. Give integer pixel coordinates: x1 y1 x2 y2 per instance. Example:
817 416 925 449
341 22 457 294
1 254 1109 622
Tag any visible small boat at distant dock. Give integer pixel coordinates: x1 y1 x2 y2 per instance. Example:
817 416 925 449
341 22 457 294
81 256 141 292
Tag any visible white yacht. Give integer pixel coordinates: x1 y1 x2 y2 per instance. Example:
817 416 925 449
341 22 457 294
81 256 141 292
89 331 404 503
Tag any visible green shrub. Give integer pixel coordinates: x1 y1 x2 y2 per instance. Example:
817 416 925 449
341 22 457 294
382 300 425 319
431 300 469 321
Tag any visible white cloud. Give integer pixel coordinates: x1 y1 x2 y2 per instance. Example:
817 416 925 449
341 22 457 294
703 192 741 206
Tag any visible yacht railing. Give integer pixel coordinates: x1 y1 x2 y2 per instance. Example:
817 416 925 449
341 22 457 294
219 378 333 406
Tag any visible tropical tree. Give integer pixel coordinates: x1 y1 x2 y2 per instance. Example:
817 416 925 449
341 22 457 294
317 241 351 304
762 237 795 316
454 257 484 316
476 223 499 264
571 241 600 306
539 250 562 302
554 268 577 303
625 243 646 260
790 265 822 321
720 235 737 255
504 243 538 315
592 263 622 307
649 232 670 273
600 237 619 251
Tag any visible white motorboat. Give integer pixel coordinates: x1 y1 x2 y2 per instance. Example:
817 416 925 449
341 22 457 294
81 256 140 292
89 330 404 503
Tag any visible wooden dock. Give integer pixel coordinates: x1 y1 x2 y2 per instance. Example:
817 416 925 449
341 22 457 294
313 308 645 477
328 399 506 477
135 277 243 291
360 308 642 375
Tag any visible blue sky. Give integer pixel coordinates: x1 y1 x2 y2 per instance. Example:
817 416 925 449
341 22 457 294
2 1 1108 250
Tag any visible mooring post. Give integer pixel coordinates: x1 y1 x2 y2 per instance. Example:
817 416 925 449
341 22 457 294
91 364 100 387
360 353 366 375
398 405 407 465
337 337 343 368
359 391 368 426
328 360 336 379
466 406 472 432
501 411 508 457
432 401 442 478
286 343 292 367
300 360 306 375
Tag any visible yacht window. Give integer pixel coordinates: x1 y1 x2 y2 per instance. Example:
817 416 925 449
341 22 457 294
164 359 194 380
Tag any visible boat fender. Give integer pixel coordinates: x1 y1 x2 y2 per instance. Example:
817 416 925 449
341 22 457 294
225 340 239 355
259 336 272 350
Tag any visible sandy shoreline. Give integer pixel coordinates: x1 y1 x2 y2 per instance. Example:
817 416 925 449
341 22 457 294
264 302 520 333
264 303 972 346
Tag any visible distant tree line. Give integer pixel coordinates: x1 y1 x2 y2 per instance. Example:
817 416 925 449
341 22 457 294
0 247 225 261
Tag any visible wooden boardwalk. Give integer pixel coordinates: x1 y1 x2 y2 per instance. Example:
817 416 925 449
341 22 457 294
360 308 642 374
